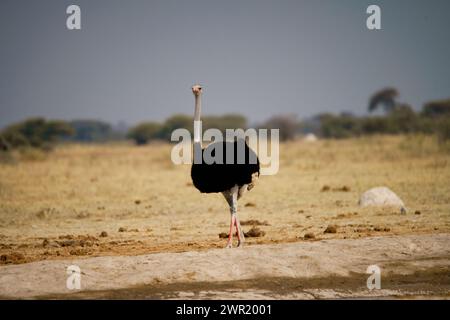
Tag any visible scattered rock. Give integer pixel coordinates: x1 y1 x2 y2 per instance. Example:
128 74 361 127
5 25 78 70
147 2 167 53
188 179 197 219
42 239 49 247
58 235 74 240
244 202 256 207
244 227 266 238
218 232 228 239
77 235 98 241
0 252 25 264
118 227 127 232
359 186 405 210
324 225 338 234
56 240 76 247
134 200 141 205
75 211 90 219
336 212 358 219
415 210 421 215
99 231 108 237
69 249 89 256
374 226 391 232
79 240 87 247
321 185 350 192
304 233 315 240
240 219 270 226
333 186 351 192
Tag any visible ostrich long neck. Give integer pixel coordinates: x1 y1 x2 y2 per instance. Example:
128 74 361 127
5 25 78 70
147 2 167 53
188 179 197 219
193 94 202 147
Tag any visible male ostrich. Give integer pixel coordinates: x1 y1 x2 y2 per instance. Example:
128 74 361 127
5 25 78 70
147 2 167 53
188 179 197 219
190 84 260 248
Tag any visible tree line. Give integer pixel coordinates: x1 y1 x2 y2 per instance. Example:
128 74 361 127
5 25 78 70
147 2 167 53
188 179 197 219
1 88 449 153
318 89 450 142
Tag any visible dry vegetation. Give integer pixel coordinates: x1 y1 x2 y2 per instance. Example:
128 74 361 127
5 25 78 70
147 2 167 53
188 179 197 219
0 135 449 265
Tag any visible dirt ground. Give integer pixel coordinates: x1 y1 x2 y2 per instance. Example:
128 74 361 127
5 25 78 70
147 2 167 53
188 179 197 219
0 233 449 299
0 135 449 298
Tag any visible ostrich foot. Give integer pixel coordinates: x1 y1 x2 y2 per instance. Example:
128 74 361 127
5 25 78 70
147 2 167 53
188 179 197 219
237 233 245 248
225 241 232 248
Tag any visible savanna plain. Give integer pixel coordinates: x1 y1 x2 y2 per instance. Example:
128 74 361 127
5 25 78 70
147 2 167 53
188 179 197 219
0 135 449 299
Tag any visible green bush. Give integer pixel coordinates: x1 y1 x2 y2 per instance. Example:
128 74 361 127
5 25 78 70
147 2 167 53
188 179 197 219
128 114 248 145
157 114 193 141
69 120 114 142
437 117 450 143
320 114 361 138
422 99 450 118
0 118 73 150
127 122 163 145
258 115 298 141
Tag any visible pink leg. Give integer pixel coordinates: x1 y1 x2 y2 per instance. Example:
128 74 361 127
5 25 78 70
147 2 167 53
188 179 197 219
235 217 241 242
226 215 236 248
235 215 245 247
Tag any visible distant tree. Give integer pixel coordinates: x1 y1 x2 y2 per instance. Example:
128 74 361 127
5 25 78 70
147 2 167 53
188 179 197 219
321 114 361 138
368 87 399 113
0 118 73 150
127 114 249 145
70 120 113 142
421 99 450 118
0 134 10 151
260 115 298 141
360 116 390 134
127 122 163 145
437 117 450 143
157 114 193 141
387 104 418 133
43 120 75 141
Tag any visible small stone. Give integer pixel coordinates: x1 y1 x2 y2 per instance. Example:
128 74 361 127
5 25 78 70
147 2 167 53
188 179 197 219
99 231 108 237
324 225 338 234
218 232 228 239
244 227 265 237
304 233 315 240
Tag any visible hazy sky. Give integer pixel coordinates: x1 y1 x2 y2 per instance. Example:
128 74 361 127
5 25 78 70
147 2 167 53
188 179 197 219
1 0 449 128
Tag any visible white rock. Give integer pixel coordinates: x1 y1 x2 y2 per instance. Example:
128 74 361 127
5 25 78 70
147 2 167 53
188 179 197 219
359 187 405 209
304 133 318 142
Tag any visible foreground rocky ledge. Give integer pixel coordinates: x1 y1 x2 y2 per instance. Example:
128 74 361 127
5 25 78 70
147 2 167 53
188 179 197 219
0 234 449 299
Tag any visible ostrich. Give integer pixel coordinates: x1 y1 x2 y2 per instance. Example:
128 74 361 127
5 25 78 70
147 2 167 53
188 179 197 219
190 84 260 248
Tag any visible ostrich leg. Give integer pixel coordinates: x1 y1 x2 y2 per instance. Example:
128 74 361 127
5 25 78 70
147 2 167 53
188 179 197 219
223 185 244 248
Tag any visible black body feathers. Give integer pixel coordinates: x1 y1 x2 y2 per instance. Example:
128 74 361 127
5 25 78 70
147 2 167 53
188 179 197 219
191 140 260 193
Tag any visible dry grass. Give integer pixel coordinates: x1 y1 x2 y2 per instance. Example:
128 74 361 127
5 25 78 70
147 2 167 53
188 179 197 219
0 135 449 264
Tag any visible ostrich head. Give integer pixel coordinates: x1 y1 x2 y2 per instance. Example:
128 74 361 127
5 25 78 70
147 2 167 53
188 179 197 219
192 84 202 96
